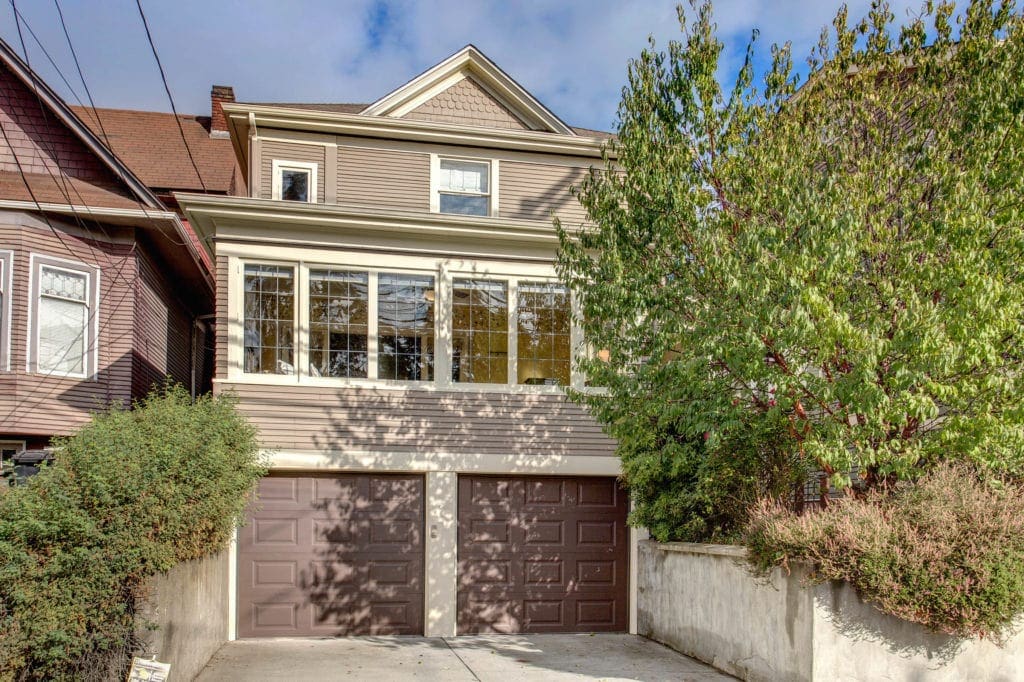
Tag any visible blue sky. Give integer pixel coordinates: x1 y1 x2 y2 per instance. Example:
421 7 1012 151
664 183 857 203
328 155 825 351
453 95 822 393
1 0 929 132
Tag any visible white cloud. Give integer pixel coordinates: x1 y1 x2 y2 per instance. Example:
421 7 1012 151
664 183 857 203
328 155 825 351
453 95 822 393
0 0 952 132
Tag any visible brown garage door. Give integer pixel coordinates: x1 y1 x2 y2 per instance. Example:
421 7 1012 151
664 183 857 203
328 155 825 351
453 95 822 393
237 473 424 638
457 475 628 634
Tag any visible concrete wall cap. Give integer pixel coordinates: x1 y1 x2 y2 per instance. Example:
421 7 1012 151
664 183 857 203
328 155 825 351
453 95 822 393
641 540 749 558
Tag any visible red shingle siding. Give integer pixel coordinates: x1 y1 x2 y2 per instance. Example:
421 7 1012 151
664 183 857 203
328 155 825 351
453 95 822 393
0 63 121 186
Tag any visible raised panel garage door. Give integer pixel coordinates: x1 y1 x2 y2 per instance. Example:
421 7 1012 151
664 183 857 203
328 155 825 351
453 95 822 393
237 474 424 638
457 475 629 634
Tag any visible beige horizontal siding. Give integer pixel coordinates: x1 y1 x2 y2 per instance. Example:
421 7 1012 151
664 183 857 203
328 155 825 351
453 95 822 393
215 255 229 378
499 160 589 226
258 139 327 203
337 144 430 212
220 382 616 457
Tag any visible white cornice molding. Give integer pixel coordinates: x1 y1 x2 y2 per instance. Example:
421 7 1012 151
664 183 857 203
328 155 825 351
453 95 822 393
176 193 568 260
363 45 575 136
221 104 613 159
0 199 177 221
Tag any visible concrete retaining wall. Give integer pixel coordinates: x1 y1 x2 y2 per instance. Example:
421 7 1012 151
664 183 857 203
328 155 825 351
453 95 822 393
138 550 229 681
637 541 1024 682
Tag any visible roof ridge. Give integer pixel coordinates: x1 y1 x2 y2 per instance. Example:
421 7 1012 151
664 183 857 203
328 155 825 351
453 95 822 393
68 104 205 119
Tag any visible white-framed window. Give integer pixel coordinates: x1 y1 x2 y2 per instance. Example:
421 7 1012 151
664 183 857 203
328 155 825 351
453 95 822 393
516 281 571 386
377 273 435 381
229 254 580 391
0 250 12 371
28 255 99 379
431 156 497 217
451 278 508 384
271 159 318 203
243 263 296 375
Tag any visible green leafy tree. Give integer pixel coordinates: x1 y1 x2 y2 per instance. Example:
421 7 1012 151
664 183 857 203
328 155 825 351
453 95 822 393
558 0 1024 540
0 385 265 681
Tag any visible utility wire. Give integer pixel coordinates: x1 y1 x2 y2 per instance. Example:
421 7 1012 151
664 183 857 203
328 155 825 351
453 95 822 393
0 2 154 419
134 0 208 192
52 0 114 155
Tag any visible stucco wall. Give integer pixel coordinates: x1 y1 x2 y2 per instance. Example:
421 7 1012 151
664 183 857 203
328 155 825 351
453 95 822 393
139 551 228 681
638 541 1024 682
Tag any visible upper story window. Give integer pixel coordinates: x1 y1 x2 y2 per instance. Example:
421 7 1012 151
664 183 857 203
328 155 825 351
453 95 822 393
0 251 11 371
229 257 580 391
435 157 492 217
243 264 295 374
272 159 317 203
30 256 98 378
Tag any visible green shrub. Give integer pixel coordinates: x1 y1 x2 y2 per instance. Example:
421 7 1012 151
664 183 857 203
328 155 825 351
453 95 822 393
610 386 808 541
745 464 1024 639
0 385 265 681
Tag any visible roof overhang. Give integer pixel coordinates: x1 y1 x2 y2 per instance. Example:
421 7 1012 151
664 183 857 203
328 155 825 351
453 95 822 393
0 38 214 291
221 103 612 177
176 193 571 262
0 40 163 211
0 199 214 298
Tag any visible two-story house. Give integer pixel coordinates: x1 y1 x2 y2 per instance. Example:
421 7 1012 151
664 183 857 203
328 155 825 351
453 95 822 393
180 46 633 640
0 38 218 468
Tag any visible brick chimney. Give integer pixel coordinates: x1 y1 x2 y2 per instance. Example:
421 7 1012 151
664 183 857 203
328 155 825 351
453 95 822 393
210 85 235 138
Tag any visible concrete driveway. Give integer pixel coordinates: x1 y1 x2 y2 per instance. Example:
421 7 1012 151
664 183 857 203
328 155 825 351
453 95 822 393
195 634 733 681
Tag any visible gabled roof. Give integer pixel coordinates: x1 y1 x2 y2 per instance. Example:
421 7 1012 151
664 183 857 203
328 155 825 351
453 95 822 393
0 39 163 211
0 38 213 292
363 45 577 136
70 106 240 195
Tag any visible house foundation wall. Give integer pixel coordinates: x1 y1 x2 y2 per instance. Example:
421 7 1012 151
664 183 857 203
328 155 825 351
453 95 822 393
140 550 229 680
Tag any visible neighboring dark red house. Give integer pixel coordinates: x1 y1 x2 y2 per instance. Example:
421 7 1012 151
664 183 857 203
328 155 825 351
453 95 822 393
0 37 238 467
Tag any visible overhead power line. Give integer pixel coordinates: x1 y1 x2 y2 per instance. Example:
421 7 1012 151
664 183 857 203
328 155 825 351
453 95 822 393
133 0 208 192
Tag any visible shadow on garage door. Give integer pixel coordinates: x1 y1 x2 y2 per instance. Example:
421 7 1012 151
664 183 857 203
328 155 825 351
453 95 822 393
236 473 424 637
457 475 629 634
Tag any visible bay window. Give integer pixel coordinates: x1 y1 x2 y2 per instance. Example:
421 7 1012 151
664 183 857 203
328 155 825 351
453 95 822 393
30 256 97 378
233 259 578 389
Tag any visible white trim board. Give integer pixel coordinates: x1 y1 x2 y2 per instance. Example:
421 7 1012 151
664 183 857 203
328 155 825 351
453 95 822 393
265 450 622 476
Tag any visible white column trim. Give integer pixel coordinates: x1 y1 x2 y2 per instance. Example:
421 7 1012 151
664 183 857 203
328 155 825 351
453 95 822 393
424 471 458 636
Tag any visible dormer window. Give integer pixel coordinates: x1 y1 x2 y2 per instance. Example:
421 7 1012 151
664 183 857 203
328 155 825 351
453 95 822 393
272 160 317 203
433 157 494 217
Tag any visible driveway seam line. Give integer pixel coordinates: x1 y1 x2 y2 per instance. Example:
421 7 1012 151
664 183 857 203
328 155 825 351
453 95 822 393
442 637 482 681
